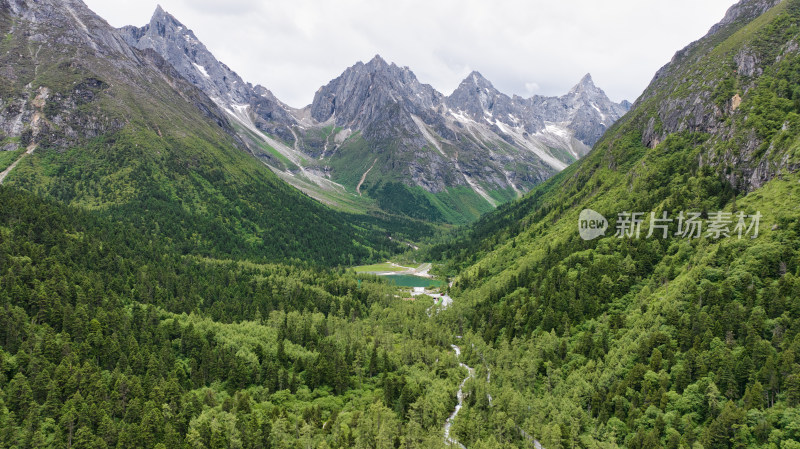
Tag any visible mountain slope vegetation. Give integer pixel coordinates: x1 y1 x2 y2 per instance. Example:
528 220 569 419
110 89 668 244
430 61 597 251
0 0 426 266
424 0 800 446
0 186 463 448
120 7 630 223
2 0 800 448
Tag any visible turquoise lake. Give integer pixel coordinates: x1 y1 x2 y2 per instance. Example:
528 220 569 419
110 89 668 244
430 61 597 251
382 274 444 288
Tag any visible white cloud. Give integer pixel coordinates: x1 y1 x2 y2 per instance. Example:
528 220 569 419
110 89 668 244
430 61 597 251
178 0 258 16
525 82 541 95
84 0 737 108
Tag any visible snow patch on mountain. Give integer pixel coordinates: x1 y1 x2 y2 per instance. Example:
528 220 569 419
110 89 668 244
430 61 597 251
192 62 209 79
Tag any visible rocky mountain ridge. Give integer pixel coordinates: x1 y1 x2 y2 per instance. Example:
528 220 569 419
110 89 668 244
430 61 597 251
0 0 411 263
118 6 630 222
634 0 796 191
119 6 296 142
424 0 800 445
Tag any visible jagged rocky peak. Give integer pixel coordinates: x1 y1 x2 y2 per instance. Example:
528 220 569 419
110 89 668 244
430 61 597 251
310 54 441 125
567 73 606 98
578 72 594 85
362 54 430 90
446 71 508 118
361 55 419 86
450 71 500 98
122 6 196 48
560 73 630 118
346 55 409 82
707 0 783 37
5 0 137 59
110 4 632 212
153 4 169 22
118 6 298 135
120 6 252 106
149 5 178 35
365 54 389 68
465 71 496 90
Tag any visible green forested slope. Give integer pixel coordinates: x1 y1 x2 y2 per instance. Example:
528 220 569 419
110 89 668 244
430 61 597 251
426 0 800 447
0 186 461 448
0 3 458 444
0 1 427 266
4 0 800 447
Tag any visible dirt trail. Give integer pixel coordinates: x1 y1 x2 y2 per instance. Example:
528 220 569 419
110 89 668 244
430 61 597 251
356 158 377 196
1 87 48 184
0 144 36 184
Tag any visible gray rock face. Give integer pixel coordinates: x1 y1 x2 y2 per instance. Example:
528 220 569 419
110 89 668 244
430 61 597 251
4 0 137 60
303 58 629 197
446 72 502 118
119 7 296 138
0 0 170 151
120 7 250 105
706 0 783 37
447 72 630 148
629 0 793 193
735 48 762 77
640 0 787 150
118 6 631 212
311 55 442 127
542 73 631 146
446 71 543 132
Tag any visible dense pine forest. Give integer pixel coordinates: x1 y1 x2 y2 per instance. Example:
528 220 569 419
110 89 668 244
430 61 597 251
422 0 800 446
0 187 464 447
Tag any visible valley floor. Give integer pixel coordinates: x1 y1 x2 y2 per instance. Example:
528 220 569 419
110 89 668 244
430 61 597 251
354 261 434 278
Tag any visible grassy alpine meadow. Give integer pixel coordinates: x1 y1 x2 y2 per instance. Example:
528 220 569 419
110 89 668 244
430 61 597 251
352 262 410 273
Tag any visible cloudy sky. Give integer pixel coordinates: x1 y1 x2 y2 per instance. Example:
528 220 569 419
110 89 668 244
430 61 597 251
84 0 737 108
